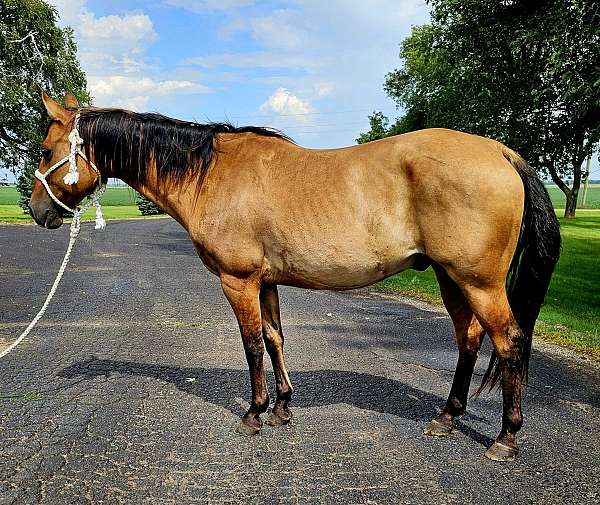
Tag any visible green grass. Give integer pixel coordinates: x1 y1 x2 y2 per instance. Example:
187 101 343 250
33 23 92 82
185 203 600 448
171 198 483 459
0 204 143 223
0 185 137 206
0 185 140 223
0 186 20 205
547 184 600 209
379 209 600 358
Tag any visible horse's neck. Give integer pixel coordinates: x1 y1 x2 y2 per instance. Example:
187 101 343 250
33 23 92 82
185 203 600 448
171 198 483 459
116 169 198 228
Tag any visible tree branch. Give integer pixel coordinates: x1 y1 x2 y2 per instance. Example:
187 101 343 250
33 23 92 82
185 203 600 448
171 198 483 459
0 127 29 153
546 161 571 197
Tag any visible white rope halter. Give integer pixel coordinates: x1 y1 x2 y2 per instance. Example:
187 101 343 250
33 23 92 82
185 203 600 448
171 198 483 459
34 113 106 229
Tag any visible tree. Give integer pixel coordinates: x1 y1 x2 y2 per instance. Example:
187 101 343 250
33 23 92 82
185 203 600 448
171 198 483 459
135 194 164 216
0 0 90 210
356 109 426 145
361 0 600 217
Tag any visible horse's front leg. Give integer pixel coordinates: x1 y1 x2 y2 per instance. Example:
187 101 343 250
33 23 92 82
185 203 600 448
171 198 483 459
221 274 269 435
260 284 294 426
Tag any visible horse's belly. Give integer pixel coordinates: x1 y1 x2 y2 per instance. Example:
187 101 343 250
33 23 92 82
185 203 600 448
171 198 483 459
267 246 421 290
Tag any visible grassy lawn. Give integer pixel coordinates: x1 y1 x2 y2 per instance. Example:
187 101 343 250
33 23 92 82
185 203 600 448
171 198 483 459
0 186 141 223
379 209 600 358
0 204 144 222
546 184 600 209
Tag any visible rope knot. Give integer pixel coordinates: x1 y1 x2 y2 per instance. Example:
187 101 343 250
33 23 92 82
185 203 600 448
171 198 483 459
64 120 84 185
68 128 83 146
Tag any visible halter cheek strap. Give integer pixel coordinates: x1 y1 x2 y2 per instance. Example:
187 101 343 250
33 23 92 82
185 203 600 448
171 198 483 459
34 114 106 229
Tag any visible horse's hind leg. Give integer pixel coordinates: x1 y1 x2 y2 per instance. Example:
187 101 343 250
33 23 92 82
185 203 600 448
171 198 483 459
260 284 294 426
424 266 485 437
220 274 269 435
462 283 524 461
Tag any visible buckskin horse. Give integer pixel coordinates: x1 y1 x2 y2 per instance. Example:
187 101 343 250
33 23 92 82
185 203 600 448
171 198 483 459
29 93 560 461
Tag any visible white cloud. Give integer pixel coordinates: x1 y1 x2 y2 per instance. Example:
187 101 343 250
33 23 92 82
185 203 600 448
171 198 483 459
259 88 314 124
315 82 335 97
184 51 317 70
164 0 254 12
48 0 86 26
249 10 308 50
48 0 210 110
78 12 155 44
50 1 156 76
89 76 210 110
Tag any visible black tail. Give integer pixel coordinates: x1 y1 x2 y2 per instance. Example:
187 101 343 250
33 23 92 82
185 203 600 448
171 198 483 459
477 147 561 394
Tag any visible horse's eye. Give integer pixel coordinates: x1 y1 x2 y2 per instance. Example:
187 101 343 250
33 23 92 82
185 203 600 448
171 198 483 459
42 148 52 161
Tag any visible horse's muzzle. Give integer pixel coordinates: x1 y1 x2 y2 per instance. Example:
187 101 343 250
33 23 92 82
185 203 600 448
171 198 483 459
29 202 64 229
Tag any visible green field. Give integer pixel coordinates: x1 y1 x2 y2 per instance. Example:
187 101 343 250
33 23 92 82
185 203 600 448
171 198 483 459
0 186 140 222
0 185 137 206
380 209 600 357
0 204 142 222
546 184 600 209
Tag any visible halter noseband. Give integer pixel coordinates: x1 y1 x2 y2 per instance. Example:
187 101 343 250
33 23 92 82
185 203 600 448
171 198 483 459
34 114 106 228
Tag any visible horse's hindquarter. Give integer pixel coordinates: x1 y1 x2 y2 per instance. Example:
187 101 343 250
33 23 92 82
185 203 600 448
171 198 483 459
402 129 525 284
195 130 524 289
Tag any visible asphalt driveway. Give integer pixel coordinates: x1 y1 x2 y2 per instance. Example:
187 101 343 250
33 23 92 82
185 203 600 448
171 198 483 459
0 219 598 504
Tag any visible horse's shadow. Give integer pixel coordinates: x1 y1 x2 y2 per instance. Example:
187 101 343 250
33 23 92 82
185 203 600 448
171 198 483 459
59 358 494 447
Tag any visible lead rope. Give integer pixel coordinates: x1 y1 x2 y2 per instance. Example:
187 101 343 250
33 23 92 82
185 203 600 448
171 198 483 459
1 114 106 359
0 197 99 359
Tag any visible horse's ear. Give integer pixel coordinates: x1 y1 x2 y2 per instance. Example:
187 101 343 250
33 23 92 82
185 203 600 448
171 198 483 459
42 92 69 123
63 93 80 109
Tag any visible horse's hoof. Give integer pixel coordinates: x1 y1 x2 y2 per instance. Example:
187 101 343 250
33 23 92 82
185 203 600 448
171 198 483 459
484 441 518 462
235 419 261 436
265 409 292 427
423 419 453 437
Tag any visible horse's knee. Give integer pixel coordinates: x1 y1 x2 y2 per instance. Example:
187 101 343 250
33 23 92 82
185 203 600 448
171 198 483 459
263 324 283 347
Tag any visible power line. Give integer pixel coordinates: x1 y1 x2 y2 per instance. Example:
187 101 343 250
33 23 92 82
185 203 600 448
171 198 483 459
224 108 380 120
265 121 369 130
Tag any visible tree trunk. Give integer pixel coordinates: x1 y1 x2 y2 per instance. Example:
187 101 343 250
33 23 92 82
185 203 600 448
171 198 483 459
547 157 584 219
563 157 584 219
564 189 578 218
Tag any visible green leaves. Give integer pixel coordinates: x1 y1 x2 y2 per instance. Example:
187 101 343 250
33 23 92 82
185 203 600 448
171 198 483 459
135 194 164 216
0 0 90 209
359 0 600 216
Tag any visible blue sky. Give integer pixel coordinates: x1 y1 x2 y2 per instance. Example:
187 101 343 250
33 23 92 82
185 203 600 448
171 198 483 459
2 0 595 184
47 0 430 148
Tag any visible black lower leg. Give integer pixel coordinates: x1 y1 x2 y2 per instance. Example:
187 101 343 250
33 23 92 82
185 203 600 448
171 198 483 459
440 349 479 420
260 284 293 425
497 356 523 447
240 341 270 431
264 338 293 422
484 354 523 461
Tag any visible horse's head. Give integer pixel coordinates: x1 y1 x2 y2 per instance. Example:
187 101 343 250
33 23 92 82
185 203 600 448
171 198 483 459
29 93 100 229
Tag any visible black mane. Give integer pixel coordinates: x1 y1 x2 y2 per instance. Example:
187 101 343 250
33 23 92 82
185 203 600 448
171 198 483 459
77 108 292 185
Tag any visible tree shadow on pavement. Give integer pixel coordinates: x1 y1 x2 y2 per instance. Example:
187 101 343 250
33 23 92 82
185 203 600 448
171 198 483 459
59 358 494 447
